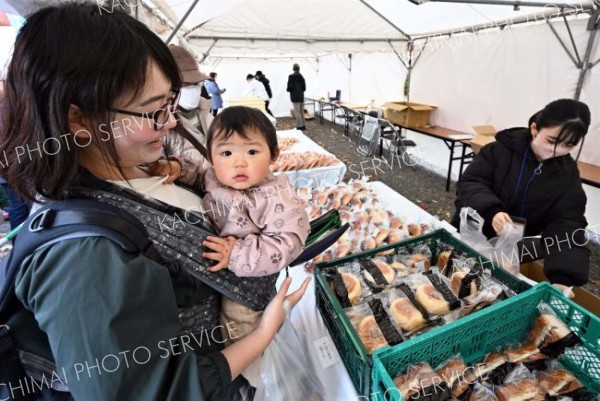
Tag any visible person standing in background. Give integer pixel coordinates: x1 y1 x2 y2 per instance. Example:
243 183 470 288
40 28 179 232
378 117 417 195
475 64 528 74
255 70 273 117
169 45 212 161
286 63 306 130
205 72 226 117
244 73 271 115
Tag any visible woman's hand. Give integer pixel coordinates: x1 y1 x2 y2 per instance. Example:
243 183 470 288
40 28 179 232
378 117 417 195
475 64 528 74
552 283 575 298
147 159 182 184
492 212 513 236
221 276 311 378
258 277 311 336
203 236 237 272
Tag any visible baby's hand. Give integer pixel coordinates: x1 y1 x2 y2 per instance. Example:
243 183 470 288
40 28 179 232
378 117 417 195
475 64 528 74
203 236 237 272
147 159 182 184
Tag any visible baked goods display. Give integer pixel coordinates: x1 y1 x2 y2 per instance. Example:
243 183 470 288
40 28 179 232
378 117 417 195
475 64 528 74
388 301 594 401
271 151 340 172
300 180 435 271
323 239 517 353
276 136 298 151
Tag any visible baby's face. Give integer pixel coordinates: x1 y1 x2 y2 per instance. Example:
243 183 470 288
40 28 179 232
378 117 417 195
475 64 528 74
211 129 274 190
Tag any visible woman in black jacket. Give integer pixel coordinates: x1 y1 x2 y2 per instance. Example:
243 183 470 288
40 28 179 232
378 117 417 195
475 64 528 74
452 99 591 286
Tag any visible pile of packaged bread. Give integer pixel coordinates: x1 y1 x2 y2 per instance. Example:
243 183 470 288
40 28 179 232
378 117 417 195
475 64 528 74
298 180 433 270
324 239 517 354
270 151 340 172
276 136 299 151
390 302 593 401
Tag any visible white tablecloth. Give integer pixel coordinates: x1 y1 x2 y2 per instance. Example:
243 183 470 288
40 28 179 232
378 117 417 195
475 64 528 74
275 129 347 188
274 181 457 401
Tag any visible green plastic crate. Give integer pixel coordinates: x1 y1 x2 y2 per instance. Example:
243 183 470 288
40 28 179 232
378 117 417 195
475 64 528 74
314 228 531 398
370 282 600 401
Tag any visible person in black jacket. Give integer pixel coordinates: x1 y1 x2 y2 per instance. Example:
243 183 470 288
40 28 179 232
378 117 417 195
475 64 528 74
255 70 273 117
286 63 306 130
452 99 591 287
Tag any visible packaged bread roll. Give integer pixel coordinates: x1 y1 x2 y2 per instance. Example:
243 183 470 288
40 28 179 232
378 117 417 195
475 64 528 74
527 302 581 358
346 303 388 354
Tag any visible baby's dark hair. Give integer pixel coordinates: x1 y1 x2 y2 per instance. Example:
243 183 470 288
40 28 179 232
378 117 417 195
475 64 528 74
206 106 278 162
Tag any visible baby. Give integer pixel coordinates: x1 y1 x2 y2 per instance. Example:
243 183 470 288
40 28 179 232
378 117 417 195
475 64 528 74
168 106 310 385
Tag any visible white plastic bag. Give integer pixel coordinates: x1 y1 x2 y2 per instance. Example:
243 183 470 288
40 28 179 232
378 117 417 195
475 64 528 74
254 318 326 401
459 207 522 275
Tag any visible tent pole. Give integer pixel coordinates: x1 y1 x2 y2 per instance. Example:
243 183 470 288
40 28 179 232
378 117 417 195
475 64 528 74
547 19 580 67
562 13 581 64
412 37 429 68
428 0 586 7
574 10 599 100
358 0 411 40
166 0 200 44
389 41 408 69
199 39 218 64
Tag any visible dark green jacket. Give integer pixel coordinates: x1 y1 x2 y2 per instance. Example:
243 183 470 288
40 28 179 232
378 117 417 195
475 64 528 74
15 236 233 401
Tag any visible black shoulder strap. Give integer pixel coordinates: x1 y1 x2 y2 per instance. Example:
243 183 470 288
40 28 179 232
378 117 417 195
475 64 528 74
0 199 161 316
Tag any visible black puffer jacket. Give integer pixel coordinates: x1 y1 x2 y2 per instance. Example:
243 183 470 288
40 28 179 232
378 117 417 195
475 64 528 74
286 71 305 102
257 75 272 98
453 128 589 286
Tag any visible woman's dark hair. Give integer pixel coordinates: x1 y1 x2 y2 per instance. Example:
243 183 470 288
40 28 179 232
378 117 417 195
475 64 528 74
206 106 278 163
209 72 217 79
246 74 255 80
0 2 181 201
529 98 591 160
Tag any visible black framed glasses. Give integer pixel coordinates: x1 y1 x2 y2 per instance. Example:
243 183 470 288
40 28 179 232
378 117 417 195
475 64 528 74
111 89 180 131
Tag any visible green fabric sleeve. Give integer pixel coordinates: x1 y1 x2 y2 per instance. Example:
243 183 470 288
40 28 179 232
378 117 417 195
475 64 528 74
15 237 233 401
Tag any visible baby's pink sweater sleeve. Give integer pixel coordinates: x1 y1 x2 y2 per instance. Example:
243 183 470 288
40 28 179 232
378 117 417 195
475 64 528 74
227 176 310 277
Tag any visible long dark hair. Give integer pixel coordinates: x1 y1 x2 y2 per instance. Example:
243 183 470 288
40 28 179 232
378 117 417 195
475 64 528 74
529 98 591 161
0 2 181 201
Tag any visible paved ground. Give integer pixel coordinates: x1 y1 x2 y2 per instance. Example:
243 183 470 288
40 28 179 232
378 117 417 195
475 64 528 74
277 116 600 296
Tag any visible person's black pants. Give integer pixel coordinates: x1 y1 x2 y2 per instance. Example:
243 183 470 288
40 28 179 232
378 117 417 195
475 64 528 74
264 101 274 117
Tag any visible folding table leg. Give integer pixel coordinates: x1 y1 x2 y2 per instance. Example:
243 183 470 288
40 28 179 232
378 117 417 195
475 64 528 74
446 141 455 192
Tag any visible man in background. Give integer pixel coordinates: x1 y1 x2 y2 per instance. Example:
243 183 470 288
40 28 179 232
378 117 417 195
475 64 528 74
286 63 306 130
255 70 273 117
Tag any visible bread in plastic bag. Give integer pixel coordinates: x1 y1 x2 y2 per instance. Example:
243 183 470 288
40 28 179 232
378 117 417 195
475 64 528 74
527 302 582 358
393 362 451 401
346 303 388 354
459 207 521 275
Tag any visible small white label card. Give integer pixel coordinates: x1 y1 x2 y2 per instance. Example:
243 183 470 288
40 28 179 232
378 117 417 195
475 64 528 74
313 336 340 369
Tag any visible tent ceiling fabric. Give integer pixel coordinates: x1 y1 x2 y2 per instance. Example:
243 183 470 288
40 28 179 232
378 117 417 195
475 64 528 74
156 0 594 56
184 0 408 40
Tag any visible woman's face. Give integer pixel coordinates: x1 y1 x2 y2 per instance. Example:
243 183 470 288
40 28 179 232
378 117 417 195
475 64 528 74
210 129 274 190
530 123 576 161
77 61 178 180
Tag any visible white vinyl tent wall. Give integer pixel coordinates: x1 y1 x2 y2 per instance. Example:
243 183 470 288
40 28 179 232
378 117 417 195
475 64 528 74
202 51 407 118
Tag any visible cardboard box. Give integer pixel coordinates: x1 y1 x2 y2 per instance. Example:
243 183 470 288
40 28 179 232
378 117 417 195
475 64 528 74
382 101 436 128
520 262 600 316
470 125 497 154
